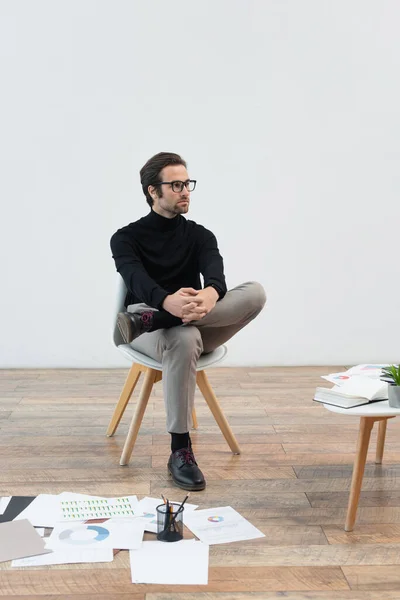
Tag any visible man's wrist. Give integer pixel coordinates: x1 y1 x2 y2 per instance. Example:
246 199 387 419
205 286 219 301
161 295 171 310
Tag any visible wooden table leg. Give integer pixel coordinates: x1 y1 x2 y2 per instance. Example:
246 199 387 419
376 418 388 464
345 417 374 532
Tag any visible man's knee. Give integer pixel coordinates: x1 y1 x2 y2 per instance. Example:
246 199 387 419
243 281 267 312
179 326 203 355
158 325 203 357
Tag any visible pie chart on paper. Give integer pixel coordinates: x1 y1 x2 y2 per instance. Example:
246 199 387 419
58 524 110 545
143 512 157 524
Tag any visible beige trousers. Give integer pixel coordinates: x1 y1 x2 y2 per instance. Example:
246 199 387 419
128 281 266 432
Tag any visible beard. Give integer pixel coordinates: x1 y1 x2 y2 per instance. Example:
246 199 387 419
175 202 189 214
161 200 189 215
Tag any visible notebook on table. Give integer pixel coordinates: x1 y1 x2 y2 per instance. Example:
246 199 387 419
314 378 388 409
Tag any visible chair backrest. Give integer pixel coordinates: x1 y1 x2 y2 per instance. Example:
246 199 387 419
112 274 128 347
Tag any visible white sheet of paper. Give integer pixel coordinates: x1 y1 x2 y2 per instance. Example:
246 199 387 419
137 497 198 533
58 492 106 501
13 494 61 528
130 539 208 585
46 519 144 550
344 364 391 378
321 374 389 399
322 365 394 384
13 493 111 527
184 506 265 545
321 372 353 385
332 377 388 400
12 547 113 567
0 496 11 514
59 495 140 521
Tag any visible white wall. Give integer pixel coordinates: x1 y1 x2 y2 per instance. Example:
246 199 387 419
1 0 399 367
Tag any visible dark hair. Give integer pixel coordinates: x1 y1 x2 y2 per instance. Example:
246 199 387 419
140 152 187 207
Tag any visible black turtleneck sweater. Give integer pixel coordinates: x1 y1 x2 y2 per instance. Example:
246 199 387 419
110 210 227 309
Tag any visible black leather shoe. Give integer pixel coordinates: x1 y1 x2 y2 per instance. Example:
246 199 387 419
168 447 206 491
117 311 153 343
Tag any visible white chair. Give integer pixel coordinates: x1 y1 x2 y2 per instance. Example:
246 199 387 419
107 275 241 465
324 401 400 531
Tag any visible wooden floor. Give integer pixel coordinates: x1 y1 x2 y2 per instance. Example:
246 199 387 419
2 366 400 599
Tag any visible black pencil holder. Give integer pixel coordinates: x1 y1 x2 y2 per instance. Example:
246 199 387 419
156 503 184 542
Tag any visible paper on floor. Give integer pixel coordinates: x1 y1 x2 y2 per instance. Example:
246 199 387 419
59 496 140 521
184 506 265 545
0 519 50 563
12 493 104 527
12 493 104 528
12 547 113 567
0 497 11 514
58 492 107 501
13 493 138 527
130 539 208 585
46 518 144 550
13 495 61 528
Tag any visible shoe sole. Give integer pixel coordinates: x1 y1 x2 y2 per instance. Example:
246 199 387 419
168 468 206 492
117 313 133 344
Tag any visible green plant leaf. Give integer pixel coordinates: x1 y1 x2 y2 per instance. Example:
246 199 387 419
387 364 400 386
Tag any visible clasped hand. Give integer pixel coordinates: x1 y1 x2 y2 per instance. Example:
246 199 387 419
162 287 218 324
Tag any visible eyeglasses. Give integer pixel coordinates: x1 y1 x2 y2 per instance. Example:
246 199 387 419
158 180 197 193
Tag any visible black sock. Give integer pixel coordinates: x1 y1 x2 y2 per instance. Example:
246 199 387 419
149 311 182 332
170 432 191 453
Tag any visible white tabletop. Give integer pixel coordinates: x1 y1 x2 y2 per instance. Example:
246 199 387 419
324 400 400 417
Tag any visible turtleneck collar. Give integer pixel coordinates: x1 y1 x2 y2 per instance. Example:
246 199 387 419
144 209 183 231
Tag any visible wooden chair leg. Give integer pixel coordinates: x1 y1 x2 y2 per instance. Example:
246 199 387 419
196 370 241 455
376 418 388 464
192 407 198 430
120 368 157 466
106 364 141 437
345 417 374 532
154 370 163 384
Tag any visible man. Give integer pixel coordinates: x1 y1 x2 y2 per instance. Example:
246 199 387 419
110 152 266 492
